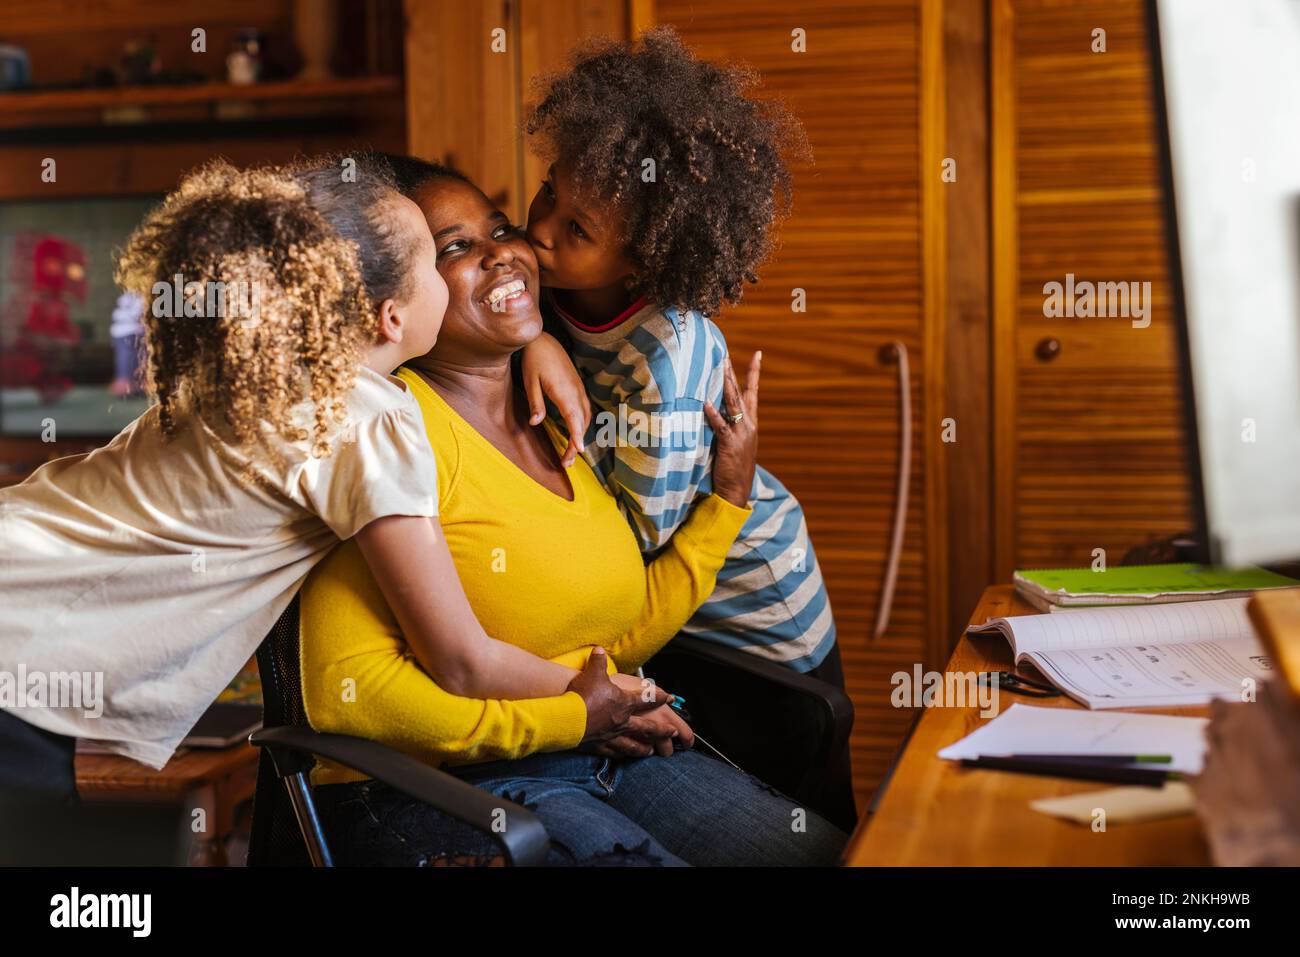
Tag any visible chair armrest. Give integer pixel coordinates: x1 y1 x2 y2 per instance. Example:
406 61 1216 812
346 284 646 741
250 726 549 866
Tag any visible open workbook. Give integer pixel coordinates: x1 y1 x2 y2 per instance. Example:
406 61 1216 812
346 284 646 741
967 597 1274 709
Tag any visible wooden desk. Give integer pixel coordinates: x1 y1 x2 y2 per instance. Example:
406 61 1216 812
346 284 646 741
76 742 259 866
847 585 1212 865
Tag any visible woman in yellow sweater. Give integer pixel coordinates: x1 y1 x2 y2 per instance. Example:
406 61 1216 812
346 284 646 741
299 164 846 865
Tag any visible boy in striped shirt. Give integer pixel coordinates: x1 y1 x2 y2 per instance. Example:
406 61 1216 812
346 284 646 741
521 30 841 684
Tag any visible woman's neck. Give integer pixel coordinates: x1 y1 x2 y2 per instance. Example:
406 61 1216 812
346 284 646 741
406 347 574 501
405 353 516 424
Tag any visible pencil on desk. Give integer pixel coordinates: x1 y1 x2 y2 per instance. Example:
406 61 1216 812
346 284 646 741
1005 753 1174 765
960 756 1179 788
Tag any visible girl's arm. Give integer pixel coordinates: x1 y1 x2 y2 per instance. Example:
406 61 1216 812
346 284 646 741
519 330 590 468
301 540 673 767
354 514 581 698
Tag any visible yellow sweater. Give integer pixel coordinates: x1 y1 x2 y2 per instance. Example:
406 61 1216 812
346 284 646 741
299 366 752 785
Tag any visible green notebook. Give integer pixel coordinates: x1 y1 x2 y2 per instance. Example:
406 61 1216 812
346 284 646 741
1013 563 1300 612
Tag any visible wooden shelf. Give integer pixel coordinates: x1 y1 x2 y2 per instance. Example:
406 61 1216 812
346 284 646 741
0 75 402 117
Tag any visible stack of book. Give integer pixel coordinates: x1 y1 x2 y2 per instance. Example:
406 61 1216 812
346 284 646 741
1013 562 1300 614
965 563 1300 708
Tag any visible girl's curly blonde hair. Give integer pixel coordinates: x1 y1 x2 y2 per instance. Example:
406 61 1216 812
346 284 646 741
116 157 402 458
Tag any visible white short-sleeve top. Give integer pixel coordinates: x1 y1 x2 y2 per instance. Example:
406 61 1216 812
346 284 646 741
0 366 437 768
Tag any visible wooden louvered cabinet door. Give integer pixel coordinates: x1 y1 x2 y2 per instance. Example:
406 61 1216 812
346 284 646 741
655 0 949 806
992 0 1192 577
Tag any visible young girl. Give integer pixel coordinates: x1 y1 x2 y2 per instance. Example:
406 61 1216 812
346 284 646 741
0 156 663 801
522 29 838 675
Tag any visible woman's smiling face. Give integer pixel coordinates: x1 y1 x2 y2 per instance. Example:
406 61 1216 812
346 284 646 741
410 177 543 358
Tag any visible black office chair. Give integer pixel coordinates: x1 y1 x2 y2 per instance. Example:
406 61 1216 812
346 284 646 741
246 597 550 866
644 640 857 832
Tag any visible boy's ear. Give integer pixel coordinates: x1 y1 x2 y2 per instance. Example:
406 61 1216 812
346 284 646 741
376 298 404 344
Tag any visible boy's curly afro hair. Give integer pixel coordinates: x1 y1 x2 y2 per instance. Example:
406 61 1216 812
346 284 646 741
525 27 808 316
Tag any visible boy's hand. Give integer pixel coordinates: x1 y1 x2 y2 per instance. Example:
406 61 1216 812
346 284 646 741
705 351 761 509
520 331 591 468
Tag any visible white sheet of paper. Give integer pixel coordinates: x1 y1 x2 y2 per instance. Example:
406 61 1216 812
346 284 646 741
938 703 1209 774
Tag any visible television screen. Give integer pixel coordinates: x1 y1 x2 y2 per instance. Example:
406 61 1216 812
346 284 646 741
1 196 160 437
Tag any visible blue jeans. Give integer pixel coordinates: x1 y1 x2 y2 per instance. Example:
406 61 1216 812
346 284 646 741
313 749 846 866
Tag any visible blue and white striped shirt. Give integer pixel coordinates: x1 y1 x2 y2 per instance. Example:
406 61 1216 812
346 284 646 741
552 297 836 672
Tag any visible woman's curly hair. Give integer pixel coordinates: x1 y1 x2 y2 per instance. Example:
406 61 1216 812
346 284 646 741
525 27 808 315
116 156 405 458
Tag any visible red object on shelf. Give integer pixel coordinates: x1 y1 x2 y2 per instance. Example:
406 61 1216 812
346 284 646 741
3 232 87 404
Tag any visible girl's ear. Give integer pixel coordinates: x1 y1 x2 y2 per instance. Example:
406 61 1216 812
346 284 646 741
376 298 404 344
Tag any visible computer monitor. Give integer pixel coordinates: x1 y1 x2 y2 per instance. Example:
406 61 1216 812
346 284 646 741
1152 0 1300 566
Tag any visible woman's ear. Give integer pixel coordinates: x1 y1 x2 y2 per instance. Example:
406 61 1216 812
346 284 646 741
376 298 404 345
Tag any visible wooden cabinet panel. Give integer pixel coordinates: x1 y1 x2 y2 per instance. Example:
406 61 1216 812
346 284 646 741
405 0 522 216
405 0 629 223
655 0 947 805
993 0 1192 576
518 0 629 210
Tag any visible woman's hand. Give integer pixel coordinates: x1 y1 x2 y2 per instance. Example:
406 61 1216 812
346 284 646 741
520 331 591 468
584 703 694 759
568 648 673 752
608 673 695 757
704 351 761 509
620 703 695 757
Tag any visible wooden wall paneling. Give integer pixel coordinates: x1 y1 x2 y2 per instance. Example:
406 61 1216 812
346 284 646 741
653 0 938 806
404 0 522 218
941 0 993 649
992 0 1191 577
920 0 949 672
0 121 408 202
0 0 296 87
629 0 655 37
0 0 287 33
991 0 1019 581
518 0 630 216
404 0 632 222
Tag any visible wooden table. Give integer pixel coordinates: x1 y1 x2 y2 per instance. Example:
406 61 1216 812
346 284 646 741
76 742 259 866
846 585 1212 865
